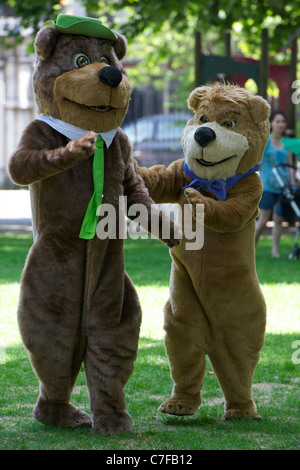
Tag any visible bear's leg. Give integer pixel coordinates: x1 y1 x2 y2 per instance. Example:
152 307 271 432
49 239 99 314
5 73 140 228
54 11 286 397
158 300 207 416
31 343 91 428
208 321 265 420
18 239 91 428
84 272 141 435
159 261 210 416
33 393 91 429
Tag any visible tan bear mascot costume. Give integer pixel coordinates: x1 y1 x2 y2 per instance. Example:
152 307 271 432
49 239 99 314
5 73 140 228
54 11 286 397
137 84 270 420
9 14 177 435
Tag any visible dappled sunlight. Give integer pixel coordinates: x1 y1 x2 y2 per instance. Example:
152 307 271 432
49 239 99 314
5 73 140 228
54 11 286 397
124 238 172 287
262 284 300 334
0 283 22 348
137 286 168 340
255 237 300 334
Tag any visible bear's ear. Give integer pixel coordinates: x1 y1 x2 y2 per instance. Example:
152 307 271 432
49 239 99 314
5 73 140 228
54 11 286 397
111 31 127 60
247 94 270 124
187 87 208 112
34 26 60 60
188 88 201 111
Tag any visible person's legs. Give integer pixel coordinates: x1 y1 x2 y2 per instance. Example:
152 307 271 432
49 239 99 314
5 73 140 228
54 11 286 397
255 209 272 243
273 197 295 258
272 213 284 258
255 191 275 244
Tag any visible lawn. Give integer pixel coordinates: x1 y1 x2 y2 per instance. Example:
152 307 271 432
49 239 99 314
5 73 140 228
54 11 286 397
0 232 299 451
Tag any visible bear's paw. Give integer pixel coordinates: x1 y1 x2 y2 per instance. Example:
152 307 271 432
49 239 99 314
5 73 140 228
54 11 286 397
92 411 133 435
158 394 201 416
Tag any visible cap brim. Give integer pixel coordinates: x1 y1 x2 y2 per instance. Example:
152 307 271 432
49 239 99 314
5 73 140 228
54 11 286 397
43 17 117 40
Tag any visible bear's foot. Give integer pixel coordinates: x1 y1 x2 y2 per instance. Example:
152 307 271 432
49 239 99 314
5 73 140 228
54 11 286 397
158 393 201 416
223 408 261 420
223 401 261 420
33 397 92 428
92 411 133 435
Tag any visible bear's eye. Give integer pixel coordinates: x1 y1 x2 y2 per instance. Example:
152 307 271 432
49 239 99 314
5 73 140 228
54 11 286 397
200 115 209 123
74 53 91 68
100 56 111 65
222 120 237 128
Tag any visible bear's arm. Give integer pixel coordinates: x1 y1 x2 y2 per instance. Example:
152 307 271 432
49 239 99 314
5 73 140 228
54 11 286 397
118 129 154 210
9 120 90 186
121 136 180 248
135 159 188 204
185 173 262 233
123 159 154 211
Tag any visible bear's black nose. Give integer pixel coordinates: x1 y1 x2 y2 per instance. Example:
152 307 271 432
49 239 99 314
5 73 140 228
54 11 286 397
99 66 123 88
194 127 216 147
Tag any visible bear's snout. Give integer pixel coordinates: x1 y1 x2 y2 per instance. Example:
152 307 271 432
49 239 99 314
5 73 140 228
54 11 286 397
99 66 123 88
194 127 216 147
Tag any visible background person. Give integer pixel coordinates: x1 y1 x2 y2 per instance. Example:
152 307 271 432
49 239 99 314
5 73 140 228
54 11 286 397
255 110 296 257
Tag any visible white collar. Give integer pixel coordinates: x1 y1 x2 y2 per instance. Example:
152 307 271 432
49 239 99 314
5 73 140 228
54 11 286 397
38 114 117 148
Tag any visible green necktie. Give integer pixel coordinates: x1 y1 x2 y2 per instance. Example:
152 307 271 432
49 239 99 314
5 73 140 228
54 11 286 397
79 135 104 239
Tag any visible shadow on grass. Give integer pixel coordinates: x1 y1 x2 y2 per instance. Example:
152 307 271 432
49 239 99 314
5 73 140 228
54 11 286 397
1 233 299 288
256 236 300 284
134 333 300 449
0 332 299 450
0 233 33 284
1 232 299 449
0 233 172 287
133 332 300 403
1 333 299 410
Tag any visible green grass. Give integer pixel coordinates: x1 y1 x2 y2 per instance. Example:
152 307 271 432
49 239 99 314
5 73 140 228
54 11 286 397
0 232 299 450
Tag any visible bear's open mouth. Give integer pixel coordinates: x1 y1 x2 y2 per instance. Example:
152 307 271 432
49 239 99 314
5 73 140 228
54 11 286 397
196 154 236 166
85 105 113 113
65 99 114 113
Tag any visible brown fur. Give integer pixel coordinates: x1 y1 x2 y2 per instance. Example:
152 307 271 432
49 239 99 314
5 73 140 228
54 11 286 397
32 28 130 131
9 24 177 435
136 84 270 419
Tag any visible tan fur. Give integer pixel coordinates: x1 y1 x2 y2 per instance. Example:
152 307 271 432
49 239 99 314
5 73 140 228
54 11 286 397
136 84 270 419
9 24 177 435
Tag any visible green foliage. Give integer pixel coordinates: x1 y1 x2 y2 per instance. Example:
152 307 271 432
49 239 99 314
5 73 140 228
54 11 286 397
98 0 299 56
1 0 297 83
0 0 60 36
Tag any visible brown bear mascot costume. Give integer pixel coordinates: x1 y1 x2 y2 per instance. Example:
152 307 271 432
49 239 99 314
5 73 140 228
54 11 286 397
9 14 177 435
137 84 270 420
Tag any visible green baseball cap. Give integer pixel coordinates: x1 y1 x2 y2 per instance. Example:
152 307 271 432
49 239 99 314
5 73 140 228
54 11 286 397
43 14 117 40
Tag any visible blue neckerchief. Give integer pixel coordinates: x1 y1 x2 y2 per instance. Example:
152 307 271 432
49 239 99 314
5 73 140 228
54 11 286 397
183 161 259 201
